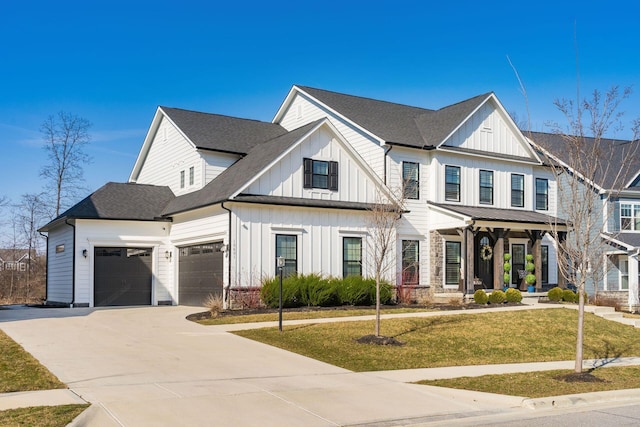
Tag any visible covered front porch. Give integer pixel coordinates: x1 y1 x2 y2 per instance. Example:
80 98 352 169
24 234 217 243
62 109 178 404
428 203 568 294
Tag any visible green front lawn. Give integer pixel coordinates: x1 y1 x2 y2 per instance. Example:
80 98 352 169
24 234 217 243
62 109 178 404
0 330 65 393
233 308 640 372
0 405 89 427
418 366 640 398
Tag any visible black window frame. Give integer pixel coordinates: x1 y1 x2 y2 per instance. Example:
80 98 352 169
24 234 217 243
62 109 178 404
343 237 362 277
275 234 297 278
479 169 494 205
189 166 195 186
303 158 338 191
541 245 549 284
445 165 461 202
511 174 525 208
402 162 420 200
535 178 548 211
445 241 461 286
180 170 185 189
402 240 419 285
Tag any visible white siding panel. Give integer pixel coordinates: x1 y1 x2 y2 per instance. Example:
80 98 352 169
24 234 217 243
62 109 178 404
278 93 386 180
229 204 395 288
446 102 532 159
46 223 74 304
135 116 202 195
245 126 379 204
202 151 241 185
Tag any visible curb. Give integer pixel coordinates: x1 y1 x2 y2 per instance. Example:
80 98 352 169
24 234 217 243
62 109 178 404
521 388 640 410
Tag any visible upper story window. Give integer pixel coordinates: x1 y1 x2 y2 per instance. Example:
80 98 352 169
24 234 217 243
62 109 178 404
180 170 185 189
445 165 461 202
535 178 548 211
479 170 493 205
511 174 524 208
189 166 194 186
403 162 419 199
303 158 338 191
621 203 640 231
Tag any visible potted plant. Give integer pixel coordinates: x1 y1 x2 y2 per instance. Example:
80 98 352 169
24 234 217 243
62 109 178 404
525 254 536 293
503 253 511 291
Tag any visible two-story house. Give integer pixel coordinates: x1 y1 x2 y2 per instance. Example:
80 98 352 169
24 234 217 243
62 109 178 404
39 85 566 307
529 131 640 311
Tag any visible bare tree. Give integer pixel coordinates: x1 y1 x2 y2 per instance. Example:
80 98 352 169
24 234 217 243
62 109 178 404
15 193 47 300
40 111 92 217
535 86 640 374
365 188 405 337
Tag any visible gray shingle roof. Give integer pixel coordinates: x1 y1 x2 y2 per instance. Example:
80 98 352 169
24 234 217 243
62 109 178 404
608 232 640 249
528 131 640 190
39 182 175 231
163 120 323 215
161 107 288 154
428 202 567 226
297 86 491 148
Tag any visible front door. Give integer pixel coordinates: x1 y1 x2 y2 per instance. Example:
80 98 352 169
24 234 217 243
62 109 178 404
475 233 493 289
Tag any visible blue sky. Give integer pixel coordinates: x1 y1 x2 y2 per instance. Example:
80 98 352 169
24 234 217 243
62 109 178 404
1 0 639 225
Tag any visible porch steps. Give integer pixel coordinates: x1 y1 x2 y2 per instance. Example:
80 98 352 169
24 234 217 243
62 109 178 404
586 305 640 328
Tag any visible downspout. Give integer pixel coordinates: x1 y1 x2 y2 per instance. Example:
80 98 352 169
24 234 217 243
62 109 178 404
38 231 48 304
65 219 76 307
221 202 232 305
383 145 393 185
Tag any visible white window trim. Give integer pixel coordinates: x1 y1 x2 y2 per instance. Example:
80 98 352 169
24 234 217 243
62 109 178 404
271 229 304 277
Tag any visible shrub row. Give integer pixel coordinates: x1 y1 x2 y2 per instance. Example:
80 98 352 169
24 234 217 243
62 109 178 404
473 288 522 304
547 286 587 303
260 274 393 308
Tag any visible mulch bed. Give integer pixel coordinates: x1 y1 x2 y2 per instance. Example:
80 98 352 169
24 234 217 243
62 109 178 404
186 301 522 322
355 334 405 346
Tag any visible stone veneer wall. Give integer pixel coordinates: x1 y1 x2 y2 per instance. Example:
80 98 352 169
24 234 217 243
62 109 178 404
429 231 442 291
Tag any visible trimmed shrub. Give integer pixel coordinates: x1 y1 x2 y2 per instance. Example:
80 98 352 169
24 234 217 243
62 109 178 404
547 287 564 302
488 290 506 304
503 273 511 284
562 289 577 303
503 262 511 272
505 288 523 303
296 273 339 307
525 273 536 286
525 254 534 263
504 253 512 261
335 276 392 306
473 289 488 304
525 262 535 273
260 275 303 308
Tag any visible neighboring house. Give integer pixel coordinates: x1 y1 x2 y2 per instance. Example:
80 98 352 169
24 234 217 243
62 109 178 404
39 85 566 308
0 249 31 272
529 132 640 310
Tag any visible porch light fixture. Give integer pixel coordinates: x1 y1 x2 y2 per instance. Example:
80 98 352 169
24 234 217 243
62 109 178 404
82 249 88 258
165 250 172 260
277 256 285 332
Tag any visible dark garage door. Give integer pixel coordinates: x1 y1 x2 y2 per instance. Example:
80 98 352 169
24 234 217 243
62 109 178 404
94 247 153 307
179 242 224 306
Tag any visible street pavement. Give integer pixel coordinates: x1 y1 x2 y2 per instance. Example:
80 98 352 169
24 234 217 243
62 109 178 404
1 303 640 426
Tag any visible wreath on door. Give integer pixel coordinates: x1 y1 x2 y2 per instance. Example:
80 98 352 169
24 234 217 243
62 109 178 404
480 244 493 261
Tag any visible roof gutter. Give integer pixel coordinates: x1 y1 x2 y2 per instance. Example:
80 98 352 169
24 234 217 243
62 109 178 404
38 231 48 304
383 145 393 185
64 219 76 307
220 202 232 305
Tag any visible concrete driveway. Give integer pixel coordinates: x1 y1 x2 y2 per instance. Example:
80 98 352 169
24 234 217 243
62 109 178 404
0 306 521 426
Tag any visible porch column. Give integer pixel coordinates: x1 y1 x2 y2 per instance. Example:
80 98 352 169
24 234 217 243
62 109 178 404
493 229 504 290
628 253 639 311
464 227 474 294
533 232 542 291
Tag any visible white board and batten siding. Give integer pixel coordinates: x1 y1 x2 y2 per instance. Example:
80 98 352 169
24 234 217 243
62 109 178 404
245 126 378 204
73 220 172 306
201 151 241 185
134 116 202 196
229 204 396 287
277 91 386 180
46 223 74 304
445 100 533 159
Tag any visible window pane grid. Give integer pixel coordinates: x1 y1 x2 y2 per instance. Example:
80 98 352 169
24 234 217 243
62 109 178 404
479 170 493 204
445 166 460 202
511 174 524 207
343 237 362 277
403 162 419 199
445 241 461 286
276 235 297 277
402 240 419 284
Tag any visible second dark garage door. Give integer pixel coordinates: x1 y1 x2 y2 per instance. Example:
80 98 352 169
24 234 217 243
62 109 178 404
179 242 224 306
94 247 153 307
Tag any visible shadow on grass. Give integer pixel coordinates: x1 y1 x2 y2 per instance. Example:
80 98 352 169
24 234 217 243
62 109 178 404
586 338 628 368
391 316 464 340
